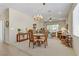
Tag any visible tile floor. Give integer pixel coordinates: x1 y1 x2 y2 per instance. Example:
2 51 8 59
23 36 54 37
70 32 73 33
0 37 76 56
0 43 29 56
14 37 76 56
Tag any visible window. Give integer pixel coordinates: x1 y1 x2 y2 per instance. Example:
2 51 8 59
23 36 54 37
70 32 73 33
47 24 59 32
73 4 79 37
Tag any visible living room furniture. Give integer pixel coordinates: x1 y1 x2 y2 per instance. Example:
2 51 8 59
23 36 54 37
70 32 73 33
16 33 28 42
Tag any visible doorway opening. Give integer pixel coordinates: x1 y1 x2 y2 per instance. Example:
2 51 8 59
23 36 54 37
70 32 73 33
47 24 59 38
0 20 4 42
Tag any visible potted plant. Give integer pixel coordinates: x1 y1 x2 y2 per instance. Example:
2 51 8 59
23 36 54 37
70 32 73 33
17 28 21 33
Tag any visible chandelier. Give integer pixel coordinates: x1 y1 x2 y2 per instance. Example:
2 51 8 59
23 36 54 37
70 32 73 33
33 3 45 21
33 14 43 21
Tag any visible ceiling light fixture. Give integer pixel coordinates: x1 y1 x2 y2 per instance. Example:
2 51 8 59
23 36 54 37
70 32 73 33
33 3 45 21
49 17 52 22
33 14 43 21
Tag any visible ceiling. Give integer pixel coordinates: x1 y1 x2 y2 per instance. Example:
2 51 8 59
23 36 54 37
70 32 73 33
0 3 72 21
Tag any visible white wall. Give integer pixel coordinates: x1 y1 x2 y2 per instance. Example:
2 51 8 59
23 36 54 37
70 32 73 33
0 20 3 42
0 7 9 43
73 4 79 55
73 36 79 55
67 10 73 35
67 4 79 55
4 9 9 43
73 4 79 37
9 8 35 43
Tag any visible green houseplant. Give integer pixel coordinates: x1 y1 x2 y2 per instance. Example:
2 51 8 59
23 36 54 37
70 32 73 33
17 28 21 33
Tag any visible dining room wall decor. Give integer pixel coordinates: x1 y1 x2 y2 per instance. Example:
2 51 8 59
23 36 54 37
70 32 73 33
5 20 9 28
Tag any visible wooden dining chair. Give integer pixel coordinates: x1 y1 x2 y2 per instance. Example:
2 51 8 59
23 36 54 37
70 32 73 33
40 30 48 48
28 29 38 48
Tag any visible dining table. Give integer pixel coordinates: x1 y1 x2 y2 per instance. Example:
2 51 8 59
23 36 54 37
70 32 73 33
33 33 45 46
33 33 45 39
